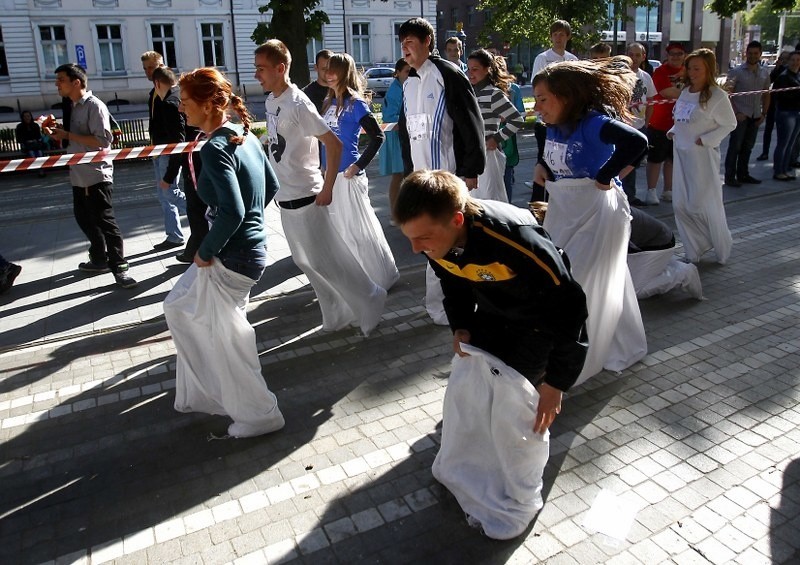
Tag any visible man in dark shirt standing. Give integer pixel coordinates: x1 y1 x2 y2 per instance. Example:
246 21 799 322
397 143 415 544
142 51 187 250
395 169 588 433
302 49 333 114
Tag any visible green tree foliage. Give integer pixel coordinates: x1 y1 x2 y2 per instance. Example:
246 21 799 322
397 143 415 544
747 0 800 47
709 0 795 18
251 0 330 86
476 0 650 52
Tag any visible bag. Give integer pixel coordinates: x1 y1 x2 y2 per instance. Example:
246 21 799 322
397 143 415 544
502 134 520 167
432 344 549 540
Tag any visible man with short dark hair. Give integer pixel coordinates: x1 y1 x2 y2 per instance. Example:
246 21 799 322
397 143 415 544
724 41 770 186
302 49 334 114
395 169 588 433
444 36 468 73
49 63 137 288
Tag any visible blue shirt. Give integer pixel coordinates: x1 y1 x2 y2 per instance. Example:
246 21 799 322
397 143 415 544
382 79 403 123
321 97 370 172
545 111 614 181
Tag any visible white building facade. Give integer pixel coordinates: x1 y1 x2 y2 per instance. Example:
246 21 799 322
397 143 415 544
0 0 434 111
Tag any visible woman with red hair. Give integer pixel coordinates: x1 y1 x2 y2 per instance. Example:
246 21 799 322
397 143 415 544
164 67 285 438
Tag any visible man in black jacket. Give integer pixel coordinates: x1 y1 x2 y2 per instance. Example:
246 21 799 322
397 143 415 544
397 18 485 188
143 51 187 250
396 169 588 433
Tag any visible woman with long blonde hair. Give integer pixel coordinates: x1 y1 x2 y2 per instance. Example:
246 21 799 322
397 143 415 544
164 67 284 438
667 48 736 264
320 52 399 290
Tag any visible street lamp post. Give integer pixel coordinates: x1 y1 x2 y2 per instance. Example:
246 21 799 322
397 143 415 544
456 23 467 65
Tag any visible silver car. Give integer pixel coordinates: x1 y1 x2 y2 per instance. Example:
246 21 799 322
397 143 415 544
363 67 394 96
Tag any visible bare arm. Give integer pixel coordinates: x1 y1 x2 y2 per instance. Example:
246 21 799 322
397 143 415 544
316 130 342 206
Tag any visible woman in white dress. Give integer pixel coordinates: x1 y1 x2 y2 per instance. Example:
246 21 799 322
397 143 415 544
532 58 648 384
321 52 399 291
667 48 737 264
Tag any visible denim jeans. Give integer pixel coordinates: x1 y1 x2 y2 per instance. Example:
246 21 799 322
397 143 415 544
154 155 186 243
774 110 800 176
218 245 267 282
725 117 759 180
503 166 515 201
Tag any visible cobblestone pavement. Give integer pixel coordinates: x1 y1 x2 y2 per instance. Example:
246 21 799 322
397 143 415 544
1 134 799 564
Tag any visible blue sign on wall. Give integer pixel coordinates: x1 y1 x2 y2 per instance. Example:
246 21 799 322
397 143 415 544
75 45 87 70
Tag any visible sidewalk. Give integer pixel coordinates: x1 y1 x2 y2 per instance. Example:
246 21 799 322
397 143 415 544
1 138 799 564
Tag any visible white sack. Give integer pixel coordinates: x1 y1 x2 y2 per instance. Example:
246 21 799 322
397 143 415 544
164 262 282 428
328 172 399 290
628 248 704 300
473 149 508 202
432 344 549 540
425 263 449 326
542 178 646 385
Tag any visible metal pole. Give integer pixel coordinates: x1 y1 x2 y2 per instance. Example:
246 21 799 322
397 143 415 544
420 0 424 18
779 11 787 49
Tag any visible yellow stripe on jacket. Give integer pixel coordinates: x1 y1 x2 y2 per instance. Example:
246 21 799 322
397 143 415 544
433 259 516 282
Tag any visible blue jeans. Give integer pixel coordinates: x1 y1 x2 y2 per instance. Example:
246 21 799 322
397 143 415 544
218 245 267 282
725 117 759 180
774 110 800 176
154 155 186 243
503 166 515 201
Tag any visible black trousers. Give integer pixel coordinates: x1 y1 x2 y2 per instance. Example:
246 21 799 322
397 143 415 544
72 182 127 272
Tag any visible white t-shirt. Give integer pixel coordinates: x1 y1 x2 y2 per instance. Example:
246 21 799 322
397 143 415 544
265 84 330 201
630 68 656 130
403 58 456 173
531 49 578 79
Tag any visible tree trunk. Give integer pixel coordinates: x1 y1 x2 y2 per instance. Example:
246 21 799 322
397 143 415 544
270 0 311 86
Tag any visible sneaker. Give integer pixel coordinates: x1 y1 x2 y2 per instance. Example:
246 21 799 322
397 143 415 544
739 175 762 184
79 261 110 273
645 188 660 206
0 263 22 294
114 271 138 289
661 190 673 202
175 250 194 263
228 411 285 438
153 239 184 251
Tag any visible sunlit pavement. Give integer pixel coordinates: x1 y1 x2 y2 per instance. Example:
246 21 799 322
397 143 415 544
1 133 799 564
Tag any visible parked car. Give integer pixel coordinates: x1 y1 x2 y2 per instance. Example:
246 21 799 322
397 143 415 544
649 59 661 70
363 67 395 96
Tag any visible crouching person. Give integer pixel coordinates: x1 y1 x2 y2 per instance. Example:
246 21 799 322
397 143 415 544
395 169 588 538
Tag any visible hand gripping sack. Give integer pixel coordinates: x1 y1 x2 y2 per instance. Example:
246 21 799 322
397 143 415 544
432 344 550 540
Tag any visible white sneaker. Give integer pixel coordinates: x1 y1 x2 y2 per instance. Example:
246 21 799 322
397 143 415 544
645 188 660 205
661 190 673 202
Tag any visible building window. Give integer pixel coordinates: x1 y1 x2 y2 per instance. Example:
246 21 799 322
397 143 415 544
450 8 458 27
0 28 8 77
352 23 370 65
201 23 225 67
151 24 177 69
467 6 476 26
675 1 684 23
393 22 403 61
97 24 125 72
40 25 70 73
306 36 323 68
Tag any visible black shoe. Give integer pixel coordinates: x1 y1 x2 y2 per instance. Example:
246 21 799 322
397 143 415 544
175 250 194 263
0 263 22 294
78 261 110 273
114 271 138 289
791 161 800 168
739 175 762 184
756 154 768 161
153 239 185 251
724 178 742 187
629 197 646 207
